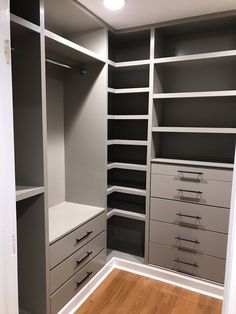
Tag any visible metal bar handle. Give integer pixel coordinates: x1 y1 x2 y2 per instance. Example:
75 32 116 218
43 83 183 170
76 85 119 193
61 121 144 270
177 170 203 175
177 188 202 194
174 258 199 268
176 213 201 220
76 271 93 288
76 231 93 244
175 236 200 245
76 251 93 265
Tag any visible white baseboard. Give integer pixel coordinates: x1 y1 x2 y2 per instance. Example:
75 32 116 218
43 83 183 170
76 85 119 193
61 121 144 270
59 257 224 314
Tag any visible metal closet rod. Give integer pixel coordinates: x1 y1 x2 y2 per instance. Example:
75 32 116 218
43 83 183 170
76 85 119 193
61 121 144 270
45 58 86 75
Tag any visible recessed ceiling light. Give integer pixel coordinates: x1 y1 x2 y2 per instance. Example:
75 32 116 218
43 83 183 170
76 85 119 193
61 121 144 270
103 0 126 10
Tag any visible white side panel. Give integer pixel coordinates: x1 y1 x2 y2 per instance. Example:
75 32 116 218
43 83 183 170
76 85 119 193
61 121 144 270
223 146 236 314
0 1 18 314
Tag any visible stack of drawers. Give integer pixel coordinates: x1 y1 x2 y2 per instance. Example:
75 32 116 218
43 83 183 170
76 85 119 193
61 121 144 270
50 213 106 314
149 163 232 283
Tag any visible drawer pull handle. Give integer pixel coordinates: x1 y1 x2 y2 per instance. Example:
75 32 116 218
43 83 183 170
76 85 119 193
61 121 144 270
174 258 199 268
177 171 203 175
176 213 201 220
76 251 93 265
175 236 200 245
76 271 93 288
76 231 93 244
177 189 202 195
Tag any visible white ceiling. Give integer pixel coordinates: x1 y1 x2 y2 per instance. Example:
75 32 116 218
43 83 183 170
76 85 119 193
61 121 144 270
78 0 236 30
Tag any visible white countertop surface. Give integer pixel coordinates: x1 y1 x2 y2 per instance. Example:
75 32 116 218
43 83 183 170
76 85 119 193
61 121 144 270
49 201 105 244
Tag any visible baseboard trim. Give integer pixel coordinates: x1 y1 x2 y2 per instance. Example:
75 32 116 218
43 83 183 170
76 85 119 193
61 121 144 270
59 257 224 314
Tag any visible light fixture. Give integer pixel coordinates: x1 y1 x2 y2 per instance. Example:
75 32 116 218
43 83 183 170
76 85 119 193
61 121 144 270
103 0 126 10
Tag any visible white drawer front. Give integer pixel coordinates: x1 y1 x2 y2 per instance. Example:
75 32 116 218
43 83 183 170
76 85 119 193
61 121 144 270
50 232 105 294
149 242 225 284
50 250 105 314
151 163 232 182
150 220 227 258
150 197 229 233
50 213 105 269
151 174 232 208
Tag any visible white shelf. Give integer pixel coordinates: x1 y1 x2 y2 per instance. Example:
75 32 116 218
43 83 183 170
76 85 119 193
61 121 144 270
108 87 149 94
16 186 44 202
151 158 234 169
107 208 146 221
107 249 144 264
45 29 106 65
108 140 148 146
10 14 41 33
154 50 236 65
152 127 236 134
153 91 236 99
107 162 147 171
108 115 148 120
107 185 146 197
108 59 150 68
49 202 105 244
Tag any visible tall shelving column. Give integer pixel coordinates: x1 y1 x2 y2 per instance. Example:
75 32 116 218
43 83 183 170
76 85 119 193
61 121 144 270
107 30 151 261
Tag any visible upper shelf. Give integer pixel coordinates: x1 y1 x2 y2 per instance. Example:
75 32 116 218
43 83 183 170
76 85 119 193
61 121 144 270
16 186 44 202
10 13 40 33
108 115 148 120
153 91 236 99
108 59 150 68
45 29 106 66
108 87 150 94
154 49 236 66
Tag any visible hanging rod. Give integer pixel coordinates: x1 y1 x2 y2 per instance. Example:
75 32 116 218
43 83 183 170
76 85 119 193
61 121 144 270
45 58 86 75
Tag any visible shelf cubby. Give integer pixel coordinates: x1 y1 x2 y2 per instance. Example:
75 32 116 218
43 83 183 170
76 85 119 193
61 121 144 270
155 16 236 58
108 120 148 141
10 0 40 25
108 92 149 115
108 145 147 165
108 169 146 190
107 216 145 257
153 132 236 164
108 65 149 89
153 97 236 128
109 30 150 62
154 60 236 94
108 192 146 215
11 22 44 188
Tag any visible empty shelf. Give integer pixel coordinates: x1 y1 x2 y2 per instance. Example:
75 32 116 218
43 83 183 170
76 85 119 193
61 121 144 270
153 91 236 99
151 158 234 169
107 185 146 196
10 13 41 33
152 127 236 134
154 50 236 65
108 87 150 94
107 162 147 171
108 140 148 146
49 202 105 243
16 186 44 202
107 208 146 221
108 59 150 68
108 115 148 120
45 29 106 65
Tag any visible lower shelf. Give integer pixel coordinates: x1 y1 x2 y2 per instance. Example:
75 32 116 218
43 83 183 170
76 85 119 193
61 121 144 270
107 249 144 264
107 208 146 221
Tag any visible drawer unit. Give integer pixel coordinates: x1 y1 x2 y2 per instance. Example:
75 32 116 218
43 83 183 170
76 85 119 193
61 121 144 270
151 163 233 182
51 250 106 314
149 242 225 284
50 212 105 269
151 173 232 208
50 231 105 294
150 198 229 233
150 220 227 258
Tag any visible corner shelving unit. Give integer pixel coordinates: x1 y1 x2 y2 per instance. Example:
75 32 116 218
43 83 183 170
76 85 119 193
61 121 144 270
107 29 151 260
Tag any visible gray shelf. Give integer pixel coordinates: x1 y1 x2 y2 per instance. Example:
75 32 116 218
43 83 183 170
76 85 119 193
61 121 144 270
16 186 44 202
152 127 236 134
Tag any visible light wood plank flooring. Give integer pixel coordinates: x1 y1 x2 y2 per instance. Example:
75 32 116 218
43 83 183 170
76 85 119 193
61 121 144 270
76 269 222 314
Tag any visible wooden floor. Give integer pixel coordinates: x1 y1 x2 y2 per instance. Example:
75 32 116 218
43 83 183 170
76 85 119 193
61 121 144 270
76 269 222 314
